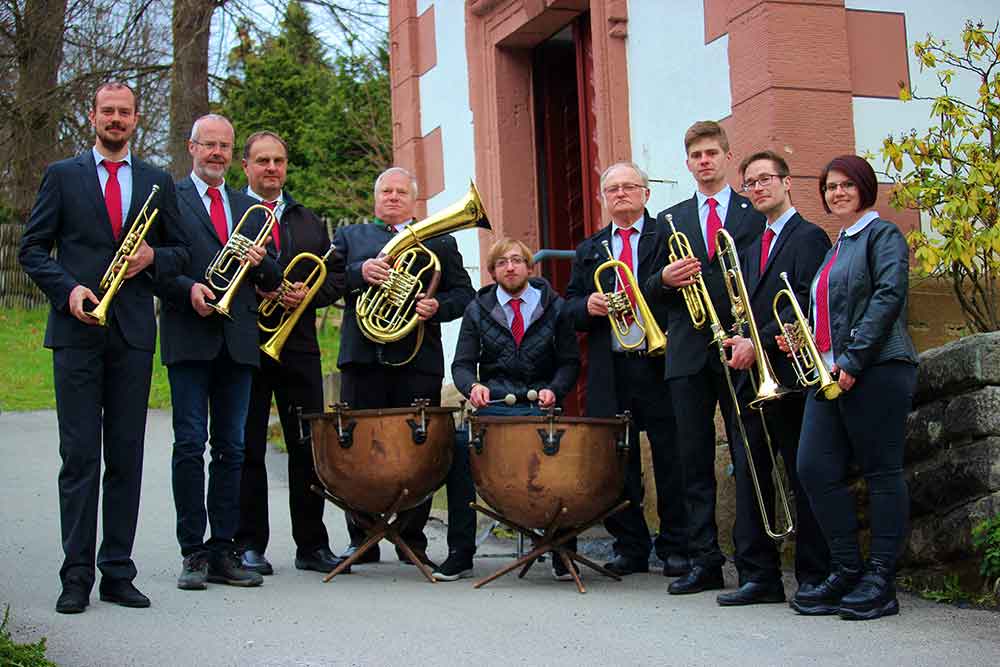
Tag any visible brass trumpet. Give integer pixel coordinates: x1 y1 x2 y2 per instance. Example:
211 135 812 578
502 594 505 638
204 203 278 319
713 228 794 540
85 185 160 326
774 271 842 400
665 214 726 345
594 240 666 355
259 245 337 362
356 181 491 365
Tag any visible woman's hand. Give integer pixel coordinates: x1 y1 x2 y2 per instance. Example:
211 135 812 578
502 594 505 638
832 364 856 392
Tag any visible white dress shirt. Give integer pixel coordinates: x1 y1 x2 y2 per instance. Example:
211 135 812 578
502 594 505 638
190 171 234 235
93 147 133 224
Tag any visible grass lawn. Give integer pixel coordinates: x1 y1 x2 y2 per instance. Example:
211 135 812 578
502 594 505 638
0 306 341 412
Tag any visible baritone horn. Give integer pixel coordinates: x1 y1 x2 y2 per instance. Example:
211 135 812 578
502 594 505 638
204 203 278 319
259 244 337 362
594 240 666 355
85 185 160 326
356 181 491 365
773 271 842 400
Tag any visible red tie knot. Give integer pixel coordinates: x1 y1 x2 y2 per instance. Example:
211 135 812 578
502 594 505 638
707 197 718 211
263 200 278 210
207 187 223 202
103 160 124 175
763 228 775 244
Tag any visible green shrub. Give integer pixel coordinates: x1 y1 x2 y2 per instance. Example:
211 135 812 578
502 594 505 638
972 514 1000 584
0 606 57 667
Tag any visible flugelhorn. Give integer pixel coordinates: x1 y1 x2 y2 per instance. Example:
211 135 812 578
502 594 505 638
773 271 842 400
356 181 491 365
713 228 794 540
665 214 725 344
85 185 160 326
594 240 666 355
204 203 278 319
259 244 337 362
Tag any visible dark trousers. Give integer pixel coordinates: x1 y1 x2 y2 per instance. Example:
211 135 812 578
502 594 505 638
168 351 254 557
52 322 151 588
446 404 544 556
797 361 917 570
340 365 442 554
605 355 685 561
732 388 829 585
668 353 740 569
236 350 329 556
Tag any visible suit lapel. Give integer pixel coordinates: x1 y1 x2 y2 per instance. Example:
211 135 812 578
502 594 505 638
178 178 221 245
121 158 147 240
680 196 709 263
75 153 114 243
636 211 657 280
724 192 753 236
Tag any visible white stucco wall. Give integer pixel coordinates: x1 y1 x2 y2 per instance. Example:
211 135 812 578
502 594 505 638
416 0 479 383
626 0 732 214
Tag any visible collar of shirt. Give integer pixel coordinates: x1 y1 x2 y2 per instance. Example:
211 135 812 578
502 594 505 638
766 206 797 240
496 282 541 328
842 210 880 237
247 187 285 219
391 219 413 233
610 215 644 237
92 146 132 169
696 184 732 213
190 171 233 232
92 147 133 223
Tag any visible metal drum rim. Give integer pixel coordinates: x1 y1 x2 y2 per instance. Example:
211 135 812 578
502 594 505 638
469 414 627 426
303 406 459 420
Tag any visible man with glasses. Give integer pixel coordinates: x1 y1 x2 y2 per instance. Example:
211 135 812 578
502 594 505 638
713 150 831 606
564 162 685 577
439 239 580 581
645 121 765 595
160 113 282 592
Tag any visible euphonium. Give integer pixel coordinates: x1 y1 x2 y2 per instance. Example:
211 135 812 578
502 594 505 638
773 271 842 400
712 228 794 540
204 203 278 319
593 240 666 355
85 185 161 326
665 213 726 344
356 181 491 364
259 244 337 362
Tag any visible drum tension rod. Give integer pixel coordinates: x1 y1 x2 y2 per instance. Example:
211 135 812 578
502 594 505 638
615 411 632 455
537 407 565 456
407 399 431 444
331 402 357 448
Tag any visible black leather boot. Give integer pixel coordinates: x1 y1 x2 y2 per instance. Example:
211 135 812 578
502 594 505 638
789 565 862 615
838 560 899 621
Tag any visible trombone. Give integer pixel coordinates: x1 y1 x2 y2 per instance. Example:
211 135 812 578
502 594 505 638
773 271 842 400
204 203 278 319
258 245 337 362
593 240 667 355
85 185 160 326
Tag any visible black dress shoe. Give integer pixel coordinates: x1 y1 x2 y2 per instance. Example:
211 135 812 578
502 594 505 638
56 585 89 614
99 580 151 608
790 565 862 615
668 565 725 595
296 547 350 574
603 554 649 576
662 554 690 577
717 580 785 606
241 549 274 576
838 561 899 621
343 543 380 564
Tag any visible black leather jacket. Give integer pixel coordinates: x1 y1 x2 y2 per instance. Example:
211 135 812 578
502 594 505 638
816 216 918 376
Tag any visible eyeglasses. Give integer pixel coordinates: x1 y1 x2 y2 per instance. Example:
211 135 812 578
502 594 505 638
740 173 783 192
191 140 233 152
822 180 857 194
494 256 527 269
602 183 646 195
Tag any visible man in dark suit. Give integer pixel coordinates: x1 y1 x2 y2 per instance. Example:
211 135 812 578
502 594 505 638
714 150 831 605
19 81 188 613
159 114 282 591
333 167 475 568
645 121 765 594
234 131 347 577
564 161 684 577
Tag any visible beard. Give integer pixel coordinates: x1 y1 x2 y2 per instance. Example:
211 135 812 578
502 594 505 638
96 125 132 153
499 274 529 295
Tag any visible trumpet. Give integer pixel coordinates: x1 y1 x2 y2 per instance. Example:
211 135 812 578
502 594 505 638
259 245 337 362
85 185 160 326
773 271 842 400
356 181 491 365
713 228 794 540
665 214 726 345
594 240 666 355
204 203 278 319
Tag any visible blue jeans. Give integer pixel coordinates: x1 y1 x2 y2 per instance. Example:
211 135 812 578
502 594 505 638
168 353 254 556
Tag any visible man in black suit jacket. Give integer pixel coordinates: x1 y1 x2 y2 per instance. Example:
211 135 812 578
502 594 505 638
234 131 348 577
333 167 475 568
19 82 188 613
565 162 684 577
714 151 831 606
645 121 765 595
159 114 282 592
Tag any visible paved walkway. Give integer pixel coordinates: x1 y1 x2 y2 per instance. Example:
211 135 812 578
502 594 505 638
1 410 997 666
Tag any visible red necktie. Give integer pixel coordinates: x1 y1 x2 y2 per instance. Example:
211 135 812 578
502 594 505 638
102 160 124 240
510 298 525 346
759 227 775 275
705 197 723 260
263 200 280 252
617 227 638 313
207 187 228 244
814 242 840 353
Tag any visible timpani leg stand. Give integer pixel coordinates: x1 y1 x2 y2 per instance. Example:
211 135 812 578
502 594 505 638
470 499 630 594
311 485 437 583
